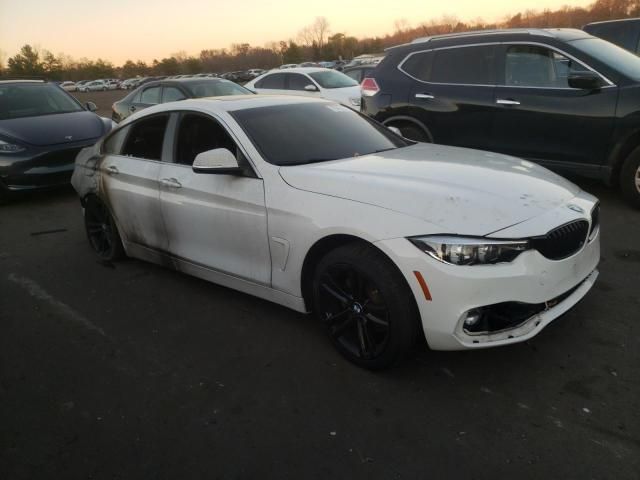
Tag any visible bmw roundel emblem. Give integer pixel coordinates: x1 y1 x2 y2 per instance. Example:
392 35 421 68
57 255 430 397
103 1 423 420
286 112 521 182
567 204 585 214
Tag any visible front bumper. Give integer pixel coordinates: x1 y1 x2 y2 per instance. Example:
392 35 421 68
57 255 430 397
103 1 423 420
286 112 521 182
375 228 600 351
0 140 98 193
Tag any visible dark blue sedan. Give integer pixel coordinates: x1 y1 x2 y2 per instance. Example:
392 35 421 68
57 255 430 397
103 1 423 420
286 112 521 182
0 79 113 201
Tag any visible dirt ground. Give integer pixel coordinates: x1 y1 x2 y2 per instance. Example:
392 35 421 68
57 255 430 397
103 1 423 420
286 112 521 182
72 90 127 119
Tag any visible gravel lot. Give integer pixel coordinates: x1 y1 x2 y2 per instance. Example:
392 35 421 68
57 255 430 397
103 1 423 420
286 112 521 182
0 116 639 477
72 90 128 118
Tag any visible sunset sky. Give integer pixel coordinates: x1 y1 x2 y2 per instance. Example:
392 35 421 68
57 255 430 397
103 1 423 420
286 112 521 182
1 0 593 65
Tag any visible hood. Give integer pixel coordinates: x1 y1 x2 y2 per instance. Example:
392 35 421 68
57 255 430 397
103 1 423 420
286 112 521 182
279 143 581 236
0 111 106 147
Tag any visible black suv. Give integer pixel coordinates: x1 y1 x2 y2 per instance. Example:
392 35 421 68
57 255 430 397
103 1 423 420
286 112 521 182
362 28 640 207
584 18 640 54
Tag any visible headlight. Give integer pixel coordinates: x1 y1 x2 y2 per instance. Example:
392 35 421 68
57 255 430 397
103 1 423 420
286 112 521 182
0 139 26 154
408 235 530 266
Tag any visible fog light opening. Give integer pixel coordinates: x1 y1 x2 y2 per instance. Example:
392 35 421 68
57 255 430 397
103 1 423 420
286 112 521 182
464 308 484 328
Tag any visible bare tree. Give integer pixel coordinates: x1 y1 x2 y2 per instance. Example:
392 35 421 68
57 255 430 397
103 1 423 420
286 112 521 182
311 17 330 48
297 26 315 46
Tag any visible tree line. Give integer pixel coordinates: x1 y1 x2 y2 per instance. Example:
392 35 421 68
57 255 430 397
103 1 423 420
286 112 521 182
2 0 639 81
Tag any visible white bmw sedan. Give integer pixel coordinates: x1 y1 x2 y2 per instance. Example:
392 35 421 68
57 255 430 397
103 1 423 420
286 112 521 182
72 96 600 369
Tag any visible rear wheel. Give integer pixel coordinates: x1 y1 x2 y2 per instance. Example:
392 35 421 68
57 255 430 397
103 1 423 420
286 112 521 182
620 146 640 209
388 121 431 143
312 243 419 369
84 196 124 261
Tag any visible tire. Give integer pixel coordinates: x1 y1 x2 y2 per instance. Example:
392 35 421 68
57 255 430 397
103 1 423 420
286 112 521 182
312 242 420 370
391 122 430 143
84 196 125 261
620 146 640 209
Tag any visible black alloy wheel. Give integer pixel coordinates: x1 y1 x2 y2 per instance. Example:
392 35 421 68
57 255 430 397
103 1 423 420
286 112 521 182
84 196 124 261
318 263 391 361
313 243 419 369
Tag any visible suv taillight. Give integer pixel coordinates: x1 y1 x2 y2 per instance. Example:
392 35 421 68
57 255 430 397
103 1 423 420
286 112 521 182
361 77 380 97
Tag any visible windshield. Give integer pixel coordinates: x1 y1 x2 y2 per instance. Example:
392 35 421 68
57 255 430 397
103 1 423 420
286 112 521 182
0 83 83 120
231 102 409 166
308 70 358 89
571 37 640 81
186 80 253 97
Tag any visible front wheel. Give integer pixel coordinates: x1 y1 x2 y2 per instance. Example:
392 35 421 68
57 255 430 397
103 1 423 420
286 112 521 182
84 196 124 261
620 146 640 209
312 243 420 370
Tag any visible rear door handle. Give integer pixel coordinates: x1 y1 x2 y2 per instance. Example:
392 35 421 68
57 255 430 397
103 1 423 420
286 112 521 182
415 93 435 99
160 178 182 189
496 99 521 106
105 165 119 175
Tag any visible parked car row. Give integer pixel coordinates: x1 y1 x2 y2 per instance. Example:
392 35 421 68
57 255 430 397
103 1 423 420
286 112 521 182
4 25 639 370
361 27 640 207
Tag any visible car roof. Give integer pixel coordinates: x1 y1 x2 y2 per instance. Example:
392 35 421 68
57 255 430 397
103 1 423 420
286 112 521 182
0 79 46 84
126 95 330 121
268 67 333 74
585 17 640 26
388 28 593 51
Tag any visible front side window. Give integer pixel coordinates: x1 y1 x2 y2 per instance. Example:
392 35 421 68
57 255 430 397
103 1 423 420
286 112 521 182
431 45 495 85
121 114 168 160
255 73 286 89
505 45 590 88
162 87 187 102
231 103 410 166
287 73 313 91
0 83 83 120
103 125 130 155
140 86 161 104
308 70 358 89
175 113 238 166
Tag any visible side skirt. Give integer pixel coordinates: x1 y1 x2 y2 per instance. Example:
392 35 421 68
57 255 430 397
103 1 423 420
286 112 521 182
124 241 308 313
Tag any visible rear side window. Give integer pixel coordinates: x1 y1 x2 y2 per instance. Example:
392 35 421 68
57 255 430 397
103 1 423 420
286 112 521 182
140 86 161 104
401 51 434 82
344 69 362 82
121 115 168 160
431 45 495 85
255 73 286 89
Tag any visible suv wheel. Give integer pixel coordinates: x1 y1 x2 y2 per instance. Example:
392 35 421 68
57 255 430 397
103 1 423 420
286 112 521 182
388 121 431 143
312 242 419 370
620 146 640 209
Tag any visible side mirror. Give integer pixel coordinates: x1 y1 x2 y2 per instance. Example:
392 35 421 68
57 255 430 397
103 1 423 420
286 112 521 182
85 101 98 112
192 148 242 174
568 71 603 90
387 126 402 136
304 84 319 92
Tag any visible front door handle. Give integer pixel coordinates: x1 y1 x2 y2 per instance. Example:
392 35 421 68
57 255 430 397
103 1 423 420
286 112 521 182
415 93 435 99
105 165 119 175
160 178 182 189
496 99 521 106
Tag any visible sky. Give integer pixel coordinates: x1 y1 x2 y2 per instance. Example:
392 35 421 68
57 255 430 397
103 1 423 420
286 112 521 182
0 0 593 65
